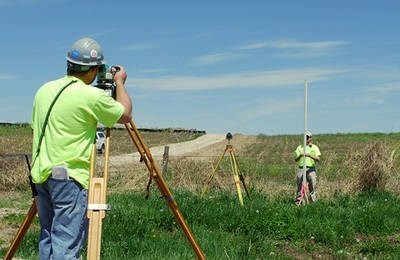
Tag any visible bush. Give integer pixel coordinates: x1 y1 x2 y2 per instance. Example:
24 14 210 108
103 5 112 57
347 141 396 192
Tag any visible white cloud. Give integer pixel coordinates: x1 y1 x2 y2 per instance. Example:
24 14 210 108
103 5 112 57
345 95 385 105
139 68 169 74
238 39 349 58
123 43 160 51
89 29 118 38
0 74 16 80
368 82 400 94
127 67 347 91
237 42 270 50
353 67 400 84
0 0 65 5
239 39 348 50
190 52 240 66
0 0 36 4
240 97 303 122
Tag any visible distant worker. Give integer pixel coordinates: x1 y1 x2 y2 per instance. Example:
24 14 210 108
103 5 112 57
293 131 321 204
31 37 132 259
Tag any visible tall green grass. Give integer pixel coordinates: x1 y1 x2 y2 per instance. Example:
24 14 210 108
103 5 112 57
3 190 400 259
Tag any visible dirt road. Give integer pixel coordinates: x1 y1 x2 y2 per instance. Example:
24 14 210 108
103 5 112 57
110 134 227 164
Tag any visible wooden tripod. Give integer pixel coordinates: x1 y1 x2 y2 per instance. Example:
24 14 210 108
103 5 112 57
202 137 250 206
123 119 205 259
5 120 205 260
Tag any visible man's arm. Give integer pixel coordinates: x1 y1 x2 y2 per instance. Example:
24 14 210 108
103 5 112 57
308 154 320 162
294 153 302 162
294 146 303 162
113 66 132 124
308 145 321 162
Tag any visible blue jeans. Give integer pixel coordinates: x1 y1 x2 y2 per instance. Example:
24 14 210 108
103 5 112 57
35 178 88 260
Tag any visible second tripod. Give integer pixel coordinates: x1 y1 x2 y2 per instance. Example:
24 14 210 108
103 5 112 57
202 132 250 206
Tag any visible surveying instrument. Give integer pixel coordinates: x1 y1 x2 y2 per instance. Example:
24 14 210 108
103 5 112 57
202 132 250 206
4 65 205 260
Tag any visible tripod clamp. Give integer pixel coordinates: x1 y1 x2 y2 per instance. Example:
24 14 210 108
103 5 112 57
87 203 111 211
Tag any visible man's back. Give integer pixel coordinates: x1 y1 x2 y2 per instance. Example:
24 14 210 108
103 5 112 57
31 75 124 188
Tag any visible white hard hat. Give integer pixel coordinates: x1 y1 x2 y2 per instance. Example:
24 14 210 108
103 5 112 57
66 37 105 66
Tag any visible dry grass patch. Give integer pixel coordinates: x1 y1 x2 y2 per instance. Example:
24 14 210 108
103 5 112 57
0 156 31 192
344 141 397 193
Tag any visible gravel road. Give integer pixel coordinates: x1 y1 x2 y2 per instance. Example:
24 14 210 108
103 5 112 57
110 134 226 164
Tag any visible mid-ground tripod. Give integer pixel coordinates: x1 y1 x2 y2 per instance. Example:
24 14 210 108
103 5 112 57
202 133 250 206
4 119 205 260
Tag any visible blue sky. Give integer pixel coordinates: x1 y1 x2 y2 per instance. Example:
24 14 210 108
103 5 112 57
1 0 399 135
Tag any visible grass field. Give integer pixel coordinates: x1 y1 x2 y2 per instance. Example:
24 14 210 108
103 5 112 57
1 124 400 259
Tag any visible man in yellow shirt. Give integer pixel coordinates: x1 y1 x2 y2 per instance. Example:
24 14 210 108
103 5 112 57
31 37 132 259
294 131 321 204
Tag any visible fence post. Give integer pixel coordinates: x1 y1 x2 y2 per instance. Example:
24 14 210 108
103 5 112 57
162 146 169 178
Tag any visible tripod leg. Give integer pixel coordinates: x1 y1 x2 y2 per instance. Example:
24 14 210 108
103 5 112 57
4 154 37 260
87 128 111 259
4 199 37 260
201 149 226 196
124 120 205 260
87 177 106 259
229 151 244 206
231 152 250 199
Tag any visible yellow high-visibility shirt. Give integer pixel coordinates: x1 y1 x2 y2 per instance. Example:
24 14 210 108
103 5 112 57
31 75 124 189
294 144 321 168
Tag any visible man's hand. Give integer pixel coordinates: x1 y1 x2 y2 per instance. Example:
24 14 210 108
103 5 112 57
113 65 127 85
113 65 132 124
